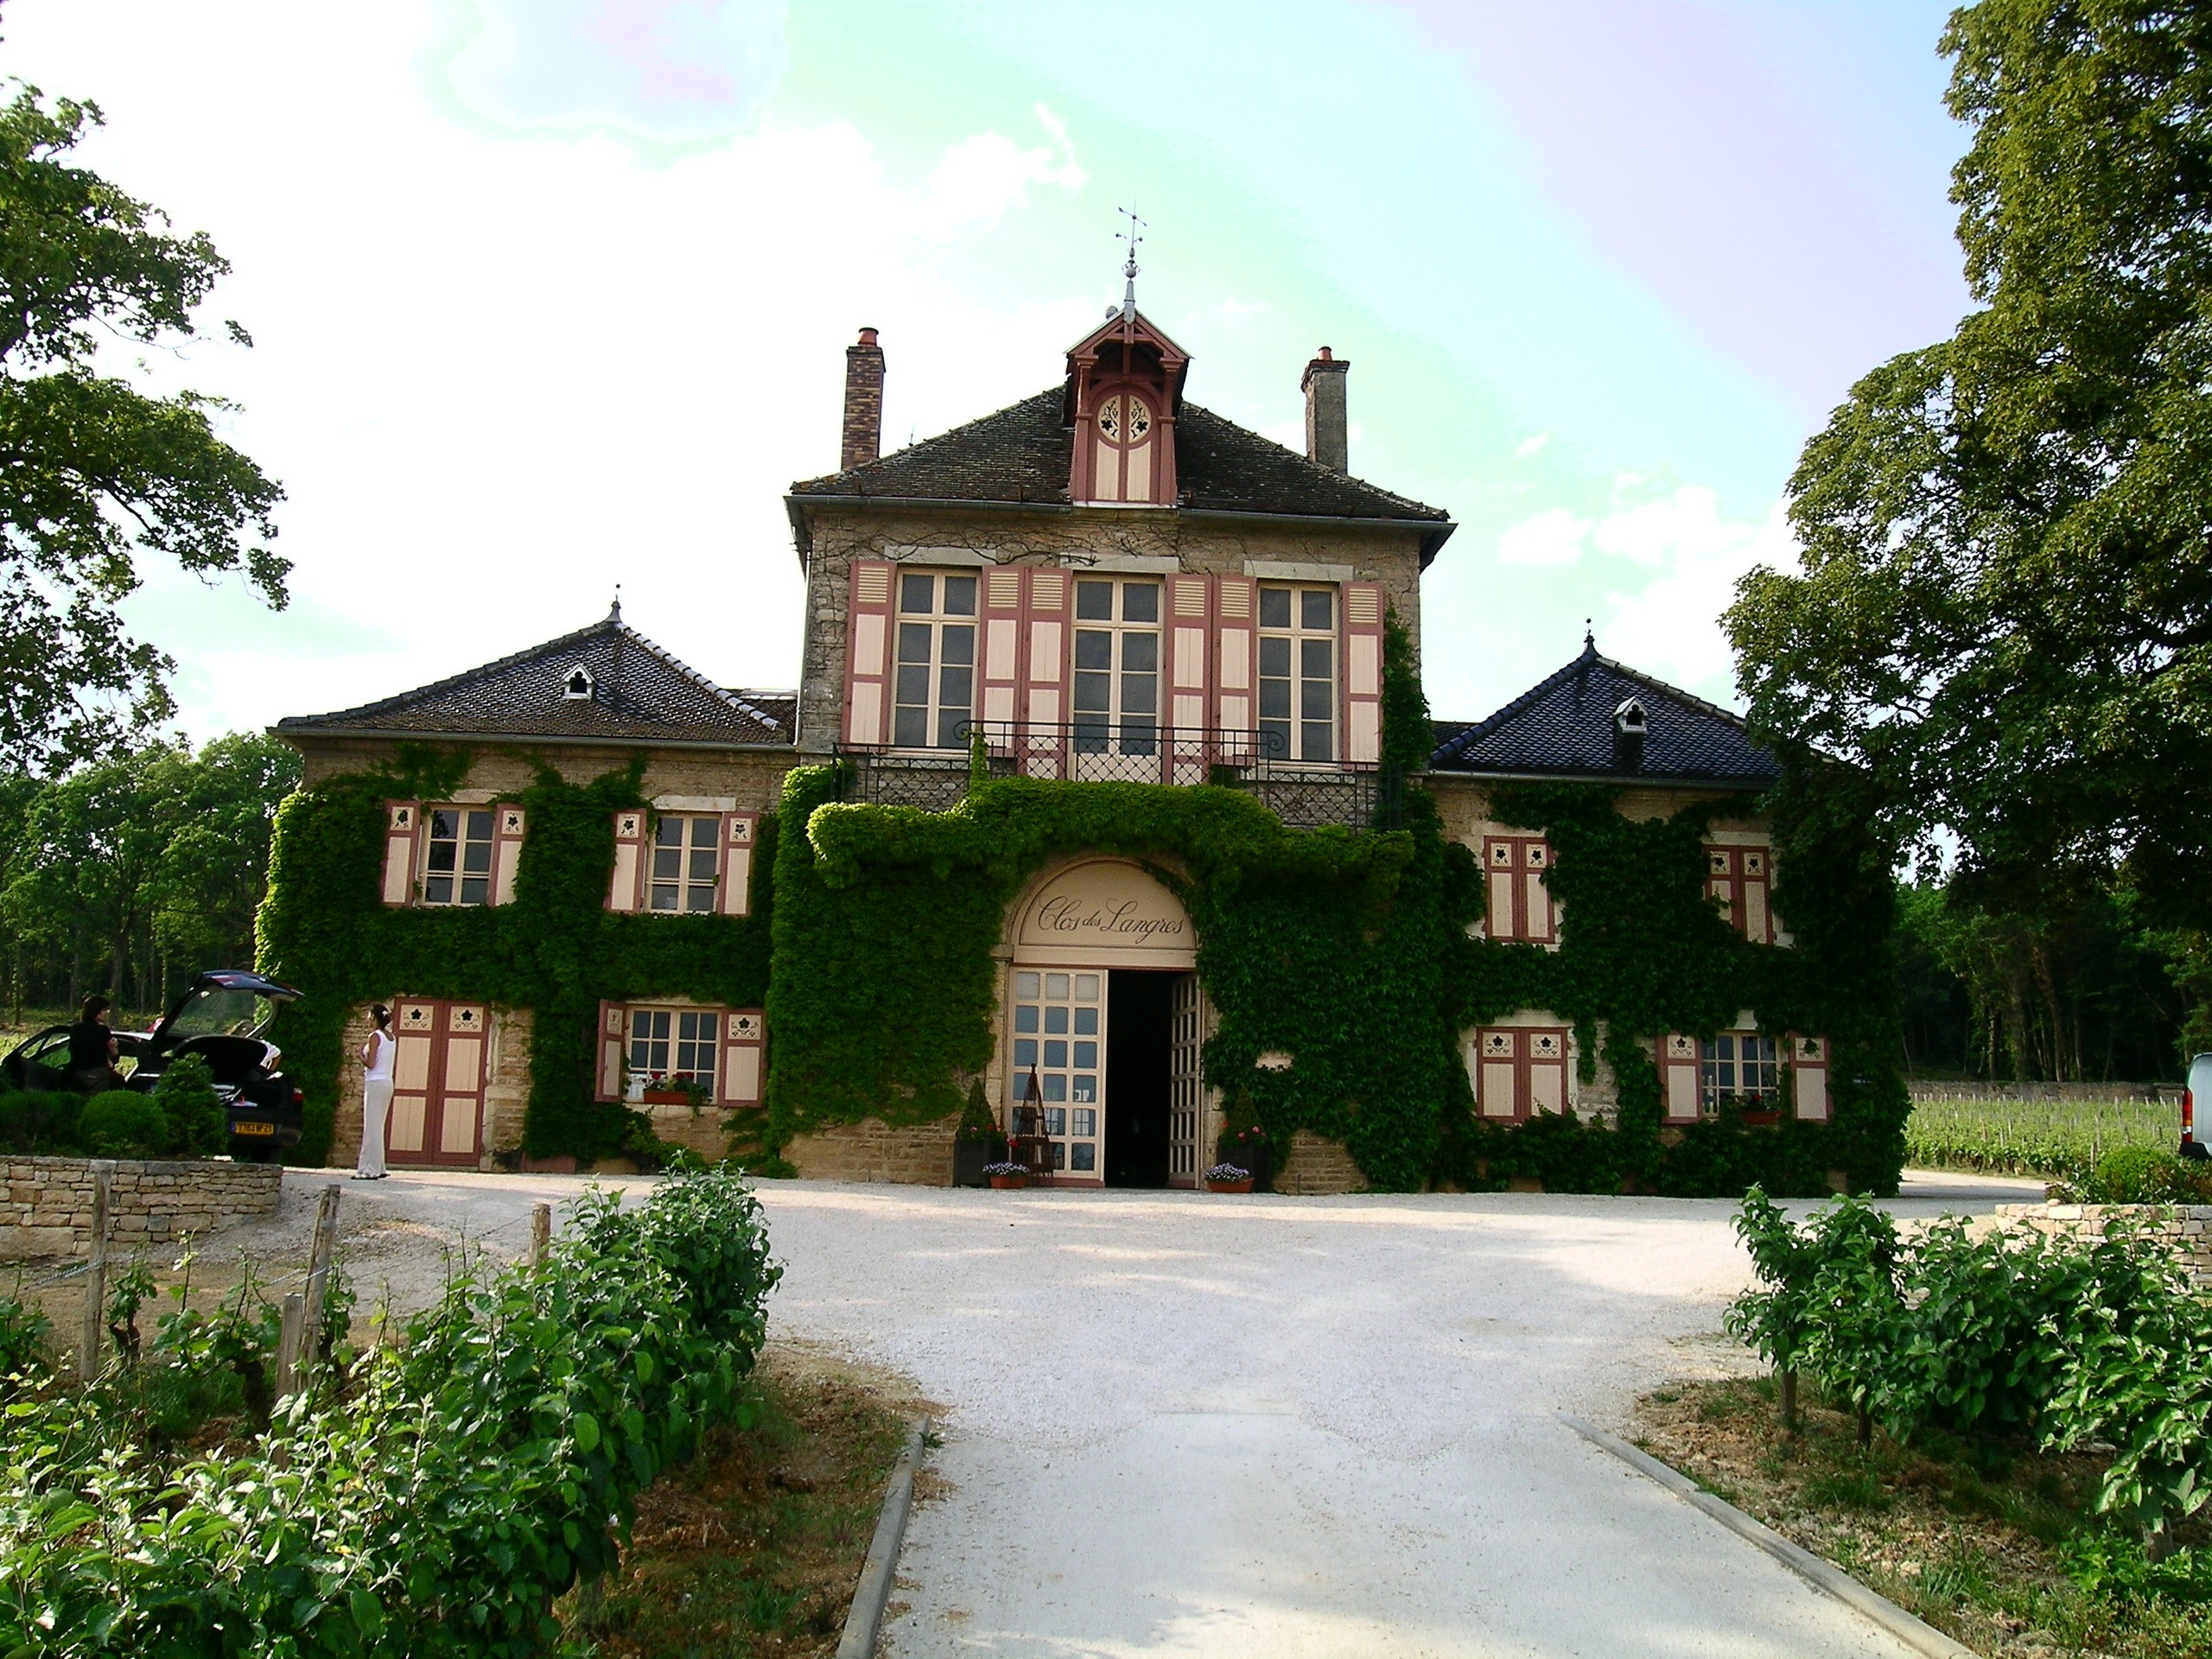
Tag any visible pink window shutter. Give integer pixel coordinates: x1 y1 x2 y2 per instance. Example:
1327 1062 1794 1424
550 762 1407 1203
596 1001 626 1103
1658 1033 1702 1122
980 565 1023 731
1021 565 1071 771
1213 575 1258 745
718 813 760 917
1791 1035 1830 1121
843 561 897 746
381 801 424 907
607 810 648 912
720 1008 766 1106
1342 582 1386 764
1524 840 1555 944
490 804 526 906
1743 848 1774 944
1167 573 1211 783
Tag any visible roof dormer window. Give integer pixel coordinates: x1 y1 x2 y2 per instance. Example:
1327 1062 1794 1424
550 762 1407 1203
563 667 595 702
1615 698 1648 735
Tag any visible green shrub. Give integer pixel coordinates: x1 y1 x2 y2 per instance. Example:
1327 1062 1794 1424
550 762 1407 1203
2082 1146 2212 1205
78 1091 170 1156
152 1054 224 1156
0 1090 85 1154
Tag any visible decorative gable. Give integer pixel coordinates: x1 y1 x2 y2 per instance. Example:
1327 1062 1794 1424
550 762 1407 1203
1064 308 1188 506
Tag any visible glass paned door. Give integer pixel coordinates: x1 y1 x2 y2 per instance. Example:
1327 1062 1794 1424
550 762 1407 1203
893 571 978 749
1169 973 1203 1184
1009 969 1103 1174
1257 585 1338 762
1071 578 1160 777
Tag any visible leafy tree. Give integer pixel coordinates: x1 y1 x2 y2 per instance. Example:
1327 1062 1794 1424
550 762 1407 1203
0 82 284 771
1727 2 2212 930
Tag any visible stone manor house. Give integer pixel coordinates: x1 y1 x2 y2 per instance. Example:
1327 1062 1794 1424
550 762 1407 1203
275 296 1820 1189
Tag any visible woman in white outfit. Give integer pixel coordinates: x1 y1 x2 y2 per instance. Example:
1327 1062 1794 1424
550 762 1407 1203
355 1004 394 1180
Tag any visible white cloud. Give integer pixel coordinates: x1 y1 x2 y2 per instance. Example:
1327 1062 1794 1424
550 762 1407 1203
919 105 1087 234
1592 487 1796 699
1512 430 1552 460
1497 506 1589 567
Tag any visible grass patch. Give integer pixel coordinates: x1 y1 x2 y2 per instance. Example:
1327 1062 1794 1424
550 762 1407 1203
1637 1377 2212 1658
566 1346 918 1658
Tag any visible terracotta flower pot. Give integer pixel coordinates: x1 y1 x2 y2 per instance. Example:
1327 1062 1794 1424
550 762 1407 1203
988 1173 1028 1190
1207 1178 1254 1194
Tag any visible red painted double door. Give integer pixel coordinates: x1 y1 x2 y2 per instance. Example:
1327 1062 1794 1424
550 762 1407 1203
386 1000 488 1167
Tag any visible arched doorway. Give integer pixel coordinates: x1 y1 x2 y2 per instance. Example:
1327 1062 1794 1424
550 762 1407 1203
1007 858 1205 1188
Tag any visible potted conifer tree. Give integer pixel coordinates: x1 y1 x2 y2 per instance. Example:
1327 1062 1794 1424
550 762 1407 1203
953 1079 1005 1188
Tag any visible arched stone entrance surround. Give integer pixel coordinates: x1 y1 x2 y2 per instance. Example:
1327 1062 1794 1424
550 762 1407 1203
996 857 1212 1187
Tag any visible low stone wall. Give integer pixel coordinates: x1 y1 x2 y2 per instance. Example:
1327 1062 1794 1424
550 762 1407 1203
0 1156 283 1260
786 1117 956 1185
1274 1130 1364 1196
1992 1202 2212 1287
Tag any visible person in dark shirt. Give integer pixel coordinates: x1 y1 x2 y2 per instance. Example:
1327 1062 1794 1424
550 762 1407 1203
67 994 119 1092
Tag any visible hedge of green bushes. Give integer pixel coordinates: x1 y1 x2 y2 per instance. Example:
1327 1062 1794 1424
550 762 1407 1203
0 1054 225 1158
0 1164 779 1656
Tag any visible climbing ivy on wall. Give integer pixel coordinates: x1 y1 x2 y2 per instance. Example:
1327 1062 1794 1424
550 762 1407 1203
255 747 774 1165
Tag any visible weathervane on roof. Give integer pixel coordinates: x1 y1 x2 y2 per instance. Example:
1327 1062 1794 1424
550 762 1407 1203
1116 206 1145 315
610 584 622 624
1583 617 1594 652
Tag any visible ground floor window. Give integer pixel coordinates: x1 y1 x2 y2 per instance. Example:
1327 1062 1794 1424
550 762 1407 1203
629 1007 718 1090
1010 969 1102 1173
1472 1026 1569 1121
1700 1033 1778 1111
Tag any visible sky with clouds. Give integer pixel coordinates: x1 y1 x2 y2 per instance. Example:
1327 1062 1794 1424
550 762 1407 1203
6 0 1971 738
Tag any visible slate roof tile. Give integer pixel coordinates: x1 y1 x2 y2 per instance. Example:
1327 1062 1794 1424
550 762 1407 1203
789 385 1450 538
1430 641 1779 787
276 613 792 747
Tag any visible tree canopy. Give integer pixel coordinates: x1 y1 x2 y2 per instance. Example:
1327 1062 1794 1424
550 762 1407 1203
1727 0 2212 926
0 81 284 771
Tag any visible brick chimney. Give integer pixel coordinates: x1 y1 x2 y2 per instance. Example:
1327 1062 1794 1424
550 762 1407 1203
840 327 885 473
1301 346 1349 474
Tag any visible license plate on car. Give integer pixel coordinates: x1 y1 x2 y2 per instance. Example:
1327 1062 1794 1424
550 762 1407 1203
233 1121 275 1136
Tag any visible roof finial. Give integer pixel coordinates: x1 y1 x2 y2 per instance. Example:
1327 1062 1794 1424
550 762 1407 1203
610 584 622 624
1582 618 1595 656
1116 205 1145 315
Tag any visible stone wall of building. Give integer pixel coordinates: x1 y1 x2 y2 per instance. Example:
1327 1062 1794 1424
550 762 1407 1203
786 1117 957 1185
0 1157 283 1259
1991 1203 2212 1287
292 736 796 809
1273 1130 1365 1196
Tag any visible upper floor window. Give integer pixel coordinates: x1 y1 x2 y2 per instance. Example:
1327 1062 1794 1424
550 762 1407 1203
894 571 976 748
1707 844 1776 944
1483 836 1555 944
1073 578 1160 754
1258 585 1336 761
651 815 721 913
423 807 495 906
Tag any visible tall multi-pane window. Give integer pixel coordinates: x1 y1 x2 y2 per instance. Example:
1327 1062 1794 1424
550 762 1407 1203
1010 969 1103 1173
628 1007 718 1089
1258 585 1336 761
423 808 494 906
893 571 976 748
1700 1033 1779 1111
650 816 719 912
1072 579 1160 754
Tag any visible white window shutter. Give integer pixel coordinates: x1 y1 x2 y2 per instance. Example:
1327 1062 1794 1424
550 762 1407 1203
607 810 647 912
382 801 423 907
719 813 759 917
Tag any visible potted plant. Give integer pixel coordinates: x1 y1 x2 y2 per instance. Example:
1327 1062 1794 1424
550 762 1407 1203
1205 1162 1254 1194
984 1160 1029 1191
953 1079 1006 1187
639 1071 692 1107
1217 1122 1273 1192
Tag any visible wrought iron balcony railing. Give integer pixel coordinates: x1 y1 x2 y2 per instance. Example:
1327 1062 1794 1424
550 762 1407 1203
835 722 1401 831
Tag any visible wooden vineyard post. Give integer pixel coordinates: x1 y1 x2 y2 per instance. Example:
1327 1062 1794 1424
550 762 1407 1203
275 1293 307 1402
529 1202 551 1268
78 1161 113 1383
304 1185 340 1363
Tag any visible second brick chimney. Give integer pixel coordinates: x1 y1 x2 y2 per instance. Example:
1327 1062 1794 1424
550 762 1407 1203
1301 346 1349 474
841 327 886 474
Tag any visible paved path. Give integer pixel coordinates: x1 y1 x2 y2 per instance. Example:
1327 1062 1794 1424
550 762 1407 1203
272 1167 2039 1655
751 1172 2041 1659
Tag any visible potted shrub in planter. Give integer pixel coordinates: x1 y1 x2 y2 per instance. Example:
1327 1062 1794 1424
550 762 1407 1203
984 1160 1029 1191
1205 1162 1254 1194
1217 1122 1273 1192
953 1079 1006 1187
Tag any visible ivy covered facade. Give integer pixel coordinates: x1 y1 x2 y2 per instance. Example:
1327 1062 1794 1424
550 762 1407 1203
262 304 1906 1196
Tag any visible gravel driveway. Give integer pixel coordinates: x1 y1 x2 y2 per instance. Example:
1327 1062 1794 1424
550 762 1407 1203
251 1168 2038 1656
